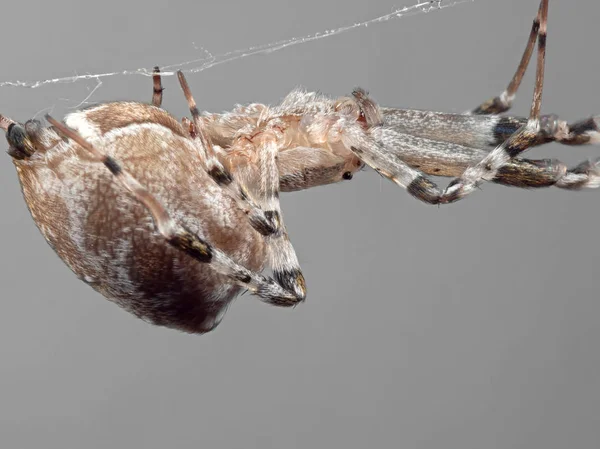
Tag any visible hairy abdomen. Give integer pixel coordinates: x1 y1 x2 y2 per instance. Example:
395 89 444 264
14 103 267 333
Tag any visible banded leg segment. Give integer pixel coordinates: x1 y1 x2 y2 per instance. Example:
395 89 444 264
495 157 600 190
176 71 281 236
342 121 445 204
152 66 164 108
441 0 550 203
45 115 306 306
347 129 600 205
491 114 600 148
471 0 546 115
370 123 599 192
342 106 600 205
227 124 307 300
382 108 600 152
2 114 63 159
338 117 572 204
1 114 32 159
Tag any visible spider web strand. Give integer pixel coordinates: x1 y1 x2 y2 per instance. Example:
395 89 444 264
0 0 473 90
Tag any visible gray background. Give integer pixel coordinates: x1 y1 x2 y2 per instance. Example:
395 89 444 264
1 1 599 448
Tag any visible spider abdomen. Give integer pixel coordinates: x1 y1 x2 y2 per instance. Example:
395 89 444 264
13 103 267 333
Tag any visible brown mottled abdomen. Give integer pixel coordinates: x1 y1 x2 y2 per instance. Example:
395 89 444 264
14 103 267 333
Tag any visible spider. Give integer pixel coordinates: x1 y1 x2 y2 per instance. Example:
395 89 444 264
1 0 598 334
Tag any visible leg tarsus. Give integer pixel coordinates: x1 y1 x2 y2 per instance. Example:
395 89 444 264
471 0 547 115
558 117 600 145
152 66 164 107
3 118 36 159
441 0 550 203
556 159 600 190
494 114 600 147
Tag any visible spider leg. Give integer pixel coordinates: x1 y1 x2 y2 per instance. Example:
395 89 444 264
346 119 600 204
470 0 546 115
341 122 445 204
372 124 597 187
482 114 600 148
439 0 551 203
1 114 31 159
382 109 600 151
339 82 599 204
557 117 600 146
345 132 597 205
176 71 281 236
493 157 600 190
554 159 600 190
2 114 61 159
45 115 305 307
341 113 600 205
225 124 307 299
152 66 164 107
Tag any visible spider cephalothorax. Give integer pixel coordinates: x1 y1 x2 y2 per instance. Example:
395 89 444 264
2 0 599 333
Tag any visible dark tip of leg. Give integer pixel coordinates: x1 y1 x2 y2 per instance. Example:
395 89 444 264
563 117 600 145
570 117 599 135
6 123 34 158
7 123 24 145
274 268 307 302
